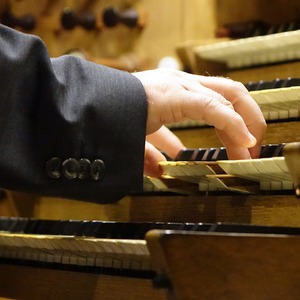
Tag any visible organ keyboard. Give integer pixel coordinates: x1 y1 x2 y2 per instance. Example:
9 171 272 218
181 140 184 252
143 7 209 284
194 29 300 69
2 216 300 275
169 77 300 129
146 142 300 195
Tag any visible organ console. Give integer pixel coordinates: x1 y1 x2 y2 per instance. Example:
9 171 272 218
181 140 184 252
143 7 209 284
1 1 300 299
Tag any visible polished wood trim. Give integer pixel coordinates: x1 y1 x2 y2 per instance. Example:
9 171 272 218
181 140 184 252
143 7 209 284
0 263 166 300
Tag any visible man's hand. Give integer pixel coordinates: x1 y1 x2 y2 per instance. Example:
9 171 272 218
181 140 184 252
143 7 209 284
133 68 267 177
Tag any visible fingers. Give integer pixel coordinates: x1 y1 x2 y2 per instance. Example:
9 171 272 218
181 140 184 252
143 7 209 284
146 126 185 159
168 71 266 157
179 88 258 149
144 141 166 177
215 129 252 160
135 69 266 161
192 75 267 157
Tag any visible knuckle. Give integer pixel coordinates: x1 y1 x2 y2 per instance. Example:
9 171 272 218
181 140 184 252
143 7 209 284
234 80 248 92
226 78 249 95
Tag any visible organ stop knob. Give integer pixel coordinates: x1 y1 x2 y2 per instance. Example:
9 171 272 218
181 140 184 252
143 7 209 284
61 8 96 30
102 6 139 28
0 11 35 31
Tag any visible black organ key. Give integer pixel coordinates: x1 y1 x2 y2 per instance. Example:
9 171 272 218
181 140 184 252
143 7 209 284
181 223 199 231
0 217 28 233
161 222 186 231
260 143 285 158
12 218 30 233
175 149 197 161
193 223 215 232
146 222 183 235
176 147 227 161
32 219 58 235
63 220 150 239
289 20 300 31
194 148 209 161
160 151 173 161
0 217 15 232
90 221 136 239
256 80 275 90
244 77 300 91
113 222 147 239
211 147 228 161
271 78 285 89
273 143 285 157
244 81 257 91
79 220 97 237
175 144 285 162
60 220 85 236
283 77 300 87
267 24 280 35
276 22 291 33
81 221 114 238
114 222 182 239
106 222 135 239
202 148 217 161
260 145 272 158
4 217 300 240
23 219 40 234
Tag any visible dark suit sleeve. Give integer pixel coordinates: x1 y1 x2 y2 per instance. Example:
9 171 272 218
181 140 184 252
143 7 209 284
0 24 147 203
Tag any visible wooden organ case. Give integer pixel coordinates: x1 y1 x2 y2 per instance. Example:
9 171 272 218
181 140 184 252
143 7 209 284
1 0 300 299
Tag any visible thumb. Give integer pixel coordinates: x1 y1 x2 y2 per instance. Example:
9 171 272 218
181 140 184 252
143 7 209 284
144 141 166 177
146 125 185 159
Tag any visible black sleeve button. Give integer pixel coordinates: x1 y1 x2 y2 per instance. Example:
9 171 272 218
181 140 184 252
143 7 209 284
46 157 62 179
62 158 79 179
90 159 105 180
78 158 91 179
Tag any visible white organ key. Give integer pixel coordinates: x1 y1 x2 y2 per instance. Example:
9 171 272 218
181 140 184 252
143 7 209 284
218 157 293 190
274 157 292 178
160 154 295 193
0 233 150 271
95 256 104 267
251 86 300 120
218 159 259 181
112 258 122 269
160 161 217 179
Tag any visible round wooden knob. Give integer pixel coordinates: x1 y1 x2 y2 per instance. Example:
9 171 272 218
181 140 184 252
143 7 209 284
61 8 76 30
1 11 36 31
102 7 138 28
61 8 96 30
78 11 96 30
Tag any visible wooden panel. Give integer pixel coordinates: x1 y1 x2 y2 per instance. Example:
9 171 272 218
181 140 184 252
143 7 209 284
0 263 166 300
0 190 132 221
216 0 300 26
173 120 300 148
147 230 300 299
1 192 300 227
133 0 183 69
227 61 300 83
